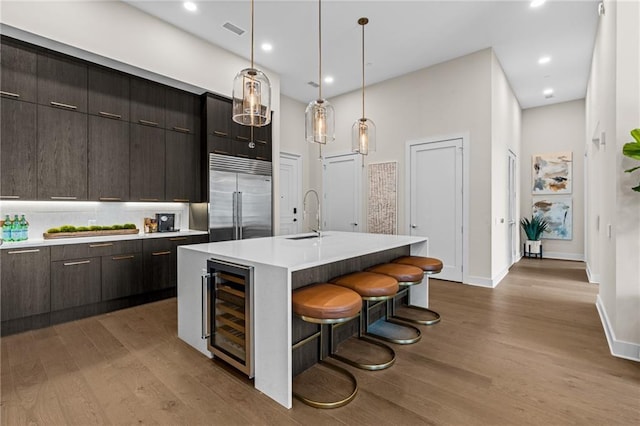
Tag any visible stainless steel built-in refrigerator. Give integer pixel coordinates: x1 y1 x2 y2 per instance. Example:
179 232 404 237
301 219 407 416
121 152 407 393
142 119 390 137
209 153 272 242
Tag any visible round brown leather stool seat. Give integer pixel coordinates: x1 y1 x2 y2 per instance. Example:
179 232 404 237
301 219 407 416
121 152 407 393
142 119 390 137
291 283 361 408
372 259 441 327
331 272 399 299
366 263 424 284
393 256 443 275
292 283 361 322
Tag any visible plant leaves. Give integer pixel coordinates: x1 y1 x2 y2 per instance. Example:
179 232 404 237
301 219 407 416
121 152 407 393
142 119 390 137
623 142 640 160
632 183 640 192
631 128 640 143
625 166 640 173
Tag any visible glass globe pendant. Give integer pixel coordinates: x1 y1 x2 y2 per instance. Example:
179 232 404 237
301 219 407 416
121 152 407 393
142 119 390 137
232 0 271 127
351 17 375 155
305 0 335 144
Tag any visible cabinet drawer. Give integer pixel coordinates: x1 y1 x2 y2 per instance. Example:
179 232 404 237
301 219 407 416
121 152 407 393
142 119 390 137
102 253 143 300
51 240 142 261
51 257 101 311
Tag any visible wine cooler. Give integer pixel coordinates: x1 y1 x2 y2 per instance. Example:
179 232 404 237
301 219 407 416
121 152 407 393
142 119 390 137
203 259 254 377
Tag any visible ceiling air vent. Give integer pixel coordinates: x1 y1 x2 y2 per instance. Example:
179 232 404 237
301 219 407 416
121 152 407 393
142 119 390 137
223 22 245 36
307 81 320 88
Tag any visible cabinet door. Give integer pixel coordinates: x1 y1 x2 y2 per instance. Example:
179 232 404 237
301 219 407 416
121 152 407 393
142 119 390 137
131 78 165 128
0 39 37 103
207 134 232 157
231 120 252 146
142 238 175 291
101 253 143 300
166 131 198 202
1 247 50 321
37 52 87 113
88 115 130 201
253 122 272 162
166 89 197 133
51 257 101 311
130 123 165 201
206 95 232 139
37 105 88 200
0 98 37 199
88 66 130 121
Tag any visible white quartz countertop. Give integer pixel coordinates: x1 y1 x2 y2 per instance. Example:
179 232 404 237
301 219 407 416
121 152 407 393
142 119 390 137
181 231 426 271
0 229 209 250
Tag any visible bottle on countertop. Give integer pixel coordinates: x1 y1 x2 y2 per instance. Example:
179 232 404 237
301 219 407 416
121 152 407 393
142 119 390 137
2 215 12 242
10 214 21 241
19 215 29 241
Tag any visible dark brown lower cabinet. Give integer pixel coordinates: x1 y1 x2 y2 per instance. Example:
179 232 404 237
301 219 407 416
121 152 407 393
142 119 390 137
51 257 101 311
101 252 143 300
143 238 175 292
0 247 50 321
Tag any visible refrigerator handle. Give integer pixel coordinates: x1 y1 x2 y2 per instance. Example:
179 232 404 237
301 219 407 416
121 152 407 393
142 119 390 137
238 192 243 240
232 191 238 240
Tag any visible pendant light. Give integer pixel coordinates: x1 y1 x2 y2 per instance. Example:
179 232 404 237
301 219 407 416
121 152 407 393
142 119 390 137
352 17 375 155
305 0 335 144
232 0 271 127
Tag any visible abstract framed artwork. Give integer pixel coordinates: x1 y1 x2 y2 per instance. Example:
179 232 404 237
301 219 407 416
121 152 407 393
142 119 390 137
532 197 572 240
367 162 397 234
532 151 572 194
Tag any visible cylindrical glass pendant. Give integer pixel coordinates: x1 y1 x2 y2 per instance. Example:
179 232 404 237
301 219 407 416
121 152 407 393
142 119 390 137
351 118 376 154
305 98 335 144
232 68 271 126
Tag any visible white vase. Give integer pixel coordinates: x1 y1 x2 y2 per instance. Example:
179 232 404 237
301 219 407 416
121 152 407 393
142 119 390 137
525 240 542 254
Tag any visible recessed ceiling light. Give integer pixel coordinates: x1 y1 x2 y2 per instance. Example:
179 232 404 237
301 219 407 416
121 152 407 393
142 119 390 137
183 2 197 12
538 56 551 65
261 43 273 52
530 0 546 8
324 76 334 84
543 88 554 98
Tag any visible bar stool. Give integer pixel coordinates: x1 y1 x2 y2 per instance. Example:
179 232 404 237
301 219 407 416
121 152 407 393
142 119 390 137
392 256 443 325
329 271 397 369
291 283 361 409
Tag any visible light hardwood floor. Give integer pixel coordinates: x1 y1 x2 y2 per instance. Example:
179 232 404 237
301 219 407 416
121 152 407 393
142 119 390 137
1 258 639 425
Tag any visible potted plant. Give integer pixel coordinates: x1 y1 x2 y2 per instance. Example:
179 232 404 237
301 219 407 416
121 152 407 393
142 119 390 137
520 215 549 255
622 128 640 192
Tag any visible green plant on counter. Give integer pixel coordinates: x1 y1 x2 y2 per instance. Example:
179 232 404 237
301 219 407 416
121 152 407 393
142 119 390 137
89 225 102 231
59 225 77 232
47 227 61 233
520 215 549 241
622 128 640 192
112 224 124 230
123 223 136 229
76 226 89 231
47 224 138 233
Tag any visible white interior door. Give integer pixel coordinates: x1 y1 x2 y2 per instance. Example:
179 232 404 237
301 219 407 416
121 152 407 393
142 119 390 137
322 153 361 232
507 150 518 266
409 139 463 282
278 153 301 235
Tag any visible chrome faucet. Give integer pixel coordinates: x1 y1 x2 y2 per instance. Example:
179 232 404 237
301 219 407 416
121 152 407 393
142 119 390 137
303 189 322 237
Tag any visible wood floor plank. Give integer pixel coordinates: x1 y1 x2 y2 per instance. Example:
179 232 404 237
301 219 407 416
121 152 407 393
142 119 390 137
1 258 639 425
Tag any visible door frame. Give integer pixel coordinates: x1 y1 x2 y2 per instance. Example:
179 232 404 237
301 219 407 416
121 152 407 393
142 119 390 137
279 152 302 236
322 152 362 232
507 149 518 267
405 132 469 284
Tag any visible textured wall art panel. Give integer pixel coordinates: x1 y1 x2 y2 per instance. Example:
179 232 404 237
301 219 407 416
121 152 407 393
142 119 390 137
368 162 397 234
532 151 573 194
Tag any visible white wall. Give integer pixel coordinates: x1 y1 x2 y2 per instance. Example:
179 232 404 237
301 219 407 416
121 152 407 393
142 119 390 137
491 51 522 280
587 0 640 361
302 49 496 283
521 100 586 261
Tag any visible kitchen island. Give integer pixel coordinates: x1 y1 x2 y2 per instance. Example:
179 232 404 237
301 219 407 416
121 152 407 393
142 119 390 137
177 231 430 408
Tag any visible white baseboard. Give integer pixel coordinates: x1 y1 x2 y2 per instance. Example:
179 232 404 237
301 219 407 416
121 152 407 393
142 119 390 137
465 274 498 288
586 263 600 284
596 295 640 362
542 251 585 261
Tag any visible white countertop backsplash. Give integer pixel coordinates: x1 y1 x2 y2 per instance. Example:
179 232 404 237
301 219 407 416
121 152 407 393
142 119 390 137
0 200 193 244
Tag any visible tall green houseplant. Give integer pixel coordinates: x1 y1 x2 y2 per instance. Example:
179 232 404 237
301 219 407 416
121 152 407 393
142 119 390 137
520 216 549 241
622 128 640 192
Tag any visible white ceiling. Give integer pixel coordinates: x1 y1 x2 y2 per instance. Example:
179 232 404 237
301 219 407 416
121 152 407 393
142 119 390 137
124 0 600 109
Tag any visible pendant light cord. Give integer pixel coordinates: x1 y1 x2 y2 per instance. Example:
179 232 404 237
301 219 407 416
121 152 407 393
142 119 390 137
250 0 255 68
361 20 365 120
318 0 322 100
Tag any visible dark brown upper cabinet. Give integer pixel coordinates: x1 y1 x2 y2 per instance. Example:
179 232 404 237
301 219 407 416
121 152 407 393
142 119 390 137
131 78 165 128
37 52 87 113
130 123 165 201
88 66 130 121
1 98 37 199
206 94 232 139
166 131 199 202
88 115 130 201
166 88 198 133
0 38 37 103
37 105 88 200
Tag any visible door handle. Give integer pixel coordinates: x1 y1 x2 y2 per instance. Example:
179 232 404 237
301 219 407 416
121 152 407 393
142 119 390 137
237 192 243 240
201 273 211 339
350 222 358 226
411 224 418 229
293 218 297 222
